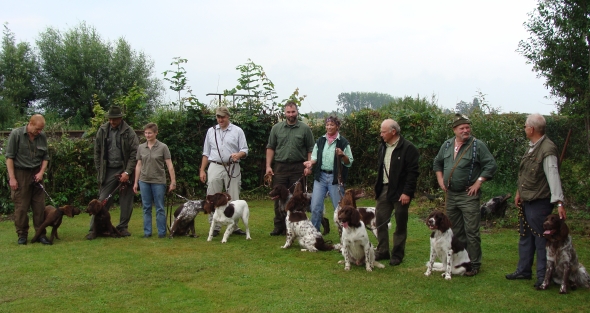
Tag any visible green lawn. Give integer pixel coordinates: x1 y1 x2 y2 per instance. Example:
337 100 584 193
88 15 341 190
1 199 589 313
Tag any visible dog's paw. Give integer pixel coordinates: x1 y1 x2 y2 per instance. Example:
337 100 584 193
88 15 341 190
365 266 373 272
425 270 432 276
444 273 452 280
559 285 568 294
207 237 213 242
246 236 252 240
221 239 228 243
536 283 548 291
344 265 351 271
338 260 345 264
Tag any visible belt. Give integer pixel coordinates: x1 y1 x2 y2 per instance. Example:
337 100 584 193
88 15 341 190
382 183 388 186
321 170 333 174
14 166 39 171
210 161 236 166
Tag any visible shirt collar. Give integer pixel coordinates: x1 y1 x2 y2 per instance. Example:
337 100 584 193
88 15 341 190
529 135 545 148
385 137 400 148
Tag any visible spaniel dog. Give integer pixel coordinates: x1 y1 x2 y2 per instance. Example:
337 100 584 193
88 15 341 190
85 199 122 240
281 183 339 252
269 184 330 235
337 205 385 271
334 189 379 239
537 214 590 294
205 193 251 243
169 200 205 238
31 205 81 244
424 211 471 280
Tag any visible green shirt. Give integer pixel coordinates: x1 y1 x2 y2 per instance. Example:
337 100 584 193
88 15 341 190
5 125 49 169
137 140 171 184
267 120 314 163
433 136 497 192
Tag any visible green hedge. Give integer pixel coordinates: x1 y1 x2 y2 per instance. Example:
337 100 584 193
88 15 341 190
1 107 588 215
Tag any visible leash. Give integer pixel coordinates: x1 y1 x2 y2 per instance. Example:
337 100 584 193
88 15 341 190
213 126 241 190
34 180 58 208
101 180 126 206
517 204 542 237
337 154 344 199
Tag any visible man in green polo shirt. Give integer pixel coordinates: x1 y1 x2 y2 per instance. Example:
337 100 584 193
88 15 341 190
5 114 51 245
265 101 315 236
433 113 497 276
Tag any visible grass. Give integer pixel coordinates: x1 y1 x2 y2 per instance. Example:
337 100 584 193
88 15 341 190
1 198 590 313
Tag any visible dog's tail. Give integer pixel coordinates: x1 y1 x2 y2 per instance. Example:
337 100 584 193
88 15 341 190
314 237 336 251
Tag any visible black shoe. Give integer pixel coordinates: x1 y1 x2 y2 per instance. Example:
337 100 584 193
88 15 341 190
212 230 220 237
269 229 283 236
534 278 544 288
18 237 27 245
465 269 479 277
39 236 52 245
232 229 247 235
505 271 532 280
389 258 402 266
143 234 152 238
119 229 132 237
158 234 166 238
375 253 390 261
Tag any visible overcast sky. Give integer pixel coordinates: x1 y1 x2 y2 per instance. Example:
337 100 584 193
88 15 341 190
2 0 556 114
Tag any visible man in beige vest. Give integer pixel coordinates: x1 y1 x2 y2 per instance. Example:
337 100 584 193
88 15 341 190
505 113 566 288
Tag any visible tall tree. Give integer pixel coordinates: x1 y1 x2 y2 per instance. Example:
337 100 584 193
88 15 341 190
35 21 163 124
0 24 39 114
336 92 396 114
517 0 590 152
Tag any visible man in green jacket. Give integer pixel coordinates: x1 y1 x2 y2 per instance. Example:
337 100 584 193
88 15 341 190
91 106 139 238
433 113 497 276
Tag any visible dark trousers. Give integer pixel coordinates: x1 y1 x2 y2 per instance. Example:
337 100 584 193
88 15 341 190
516 198 553 280
375 185 409 261
90 167 134 231
272 162 305 232
11 168 46 238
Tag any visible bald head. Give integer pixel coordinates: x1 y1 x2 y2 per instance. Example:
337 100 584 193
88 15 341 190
27 114 46 137
526 113 546 135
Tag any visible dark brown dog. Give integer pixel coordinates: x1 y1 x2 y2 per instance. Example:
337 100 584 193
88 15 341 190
85 199 122 240
537 214 590 293
31 205 81 244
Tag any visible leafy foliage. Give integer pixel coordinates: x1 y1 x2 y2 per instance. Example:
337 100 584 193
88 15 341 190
0 24 38 114
35 21 163 124
336 91 396 115
517 0 590 153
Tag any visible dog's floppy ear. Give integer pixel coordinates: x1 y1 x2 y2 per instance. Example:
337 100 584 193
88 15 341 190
61 205 73 217
558 218 569 240
280 185 289 200
439 212 452 232
350 207 361 226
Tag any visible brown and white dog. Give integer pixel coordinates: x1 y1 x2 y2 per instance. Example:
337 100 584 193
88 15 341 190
269 184 330 235
205 193 251 243
337 205 385 271
281 183 339 252
424 211 471 280
334 189 379 239
169 200 205 238
537 214 590 294
85 199 122 240
31 205 81 244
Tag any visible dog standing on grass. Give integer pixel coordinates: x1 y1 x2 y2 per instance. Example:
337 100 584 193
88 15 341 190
31 205 81 244
205 193 251 243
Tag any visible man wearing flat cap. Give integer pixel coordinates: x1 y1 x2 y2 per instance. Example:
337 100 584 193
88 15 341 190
92 106 139 238
433 113 497 276
200 106 249 236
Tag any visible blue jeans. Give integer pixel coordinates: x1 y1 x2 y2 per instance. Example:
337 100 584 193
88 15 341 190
139 181 166 236
310 172 343 231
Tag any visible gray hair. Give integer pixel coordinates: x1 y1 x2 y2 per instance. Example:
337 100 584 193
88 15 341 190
526 113 546 134
383 119 401 134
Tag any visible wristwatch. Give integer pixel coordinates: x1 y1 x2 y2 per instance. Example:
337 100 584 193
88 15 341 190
477 177 484 182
